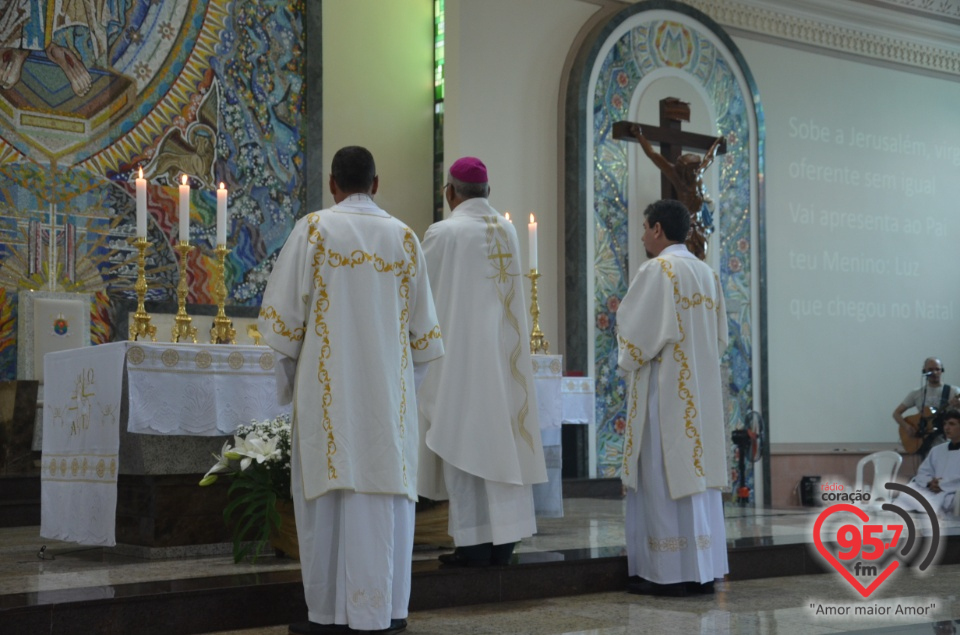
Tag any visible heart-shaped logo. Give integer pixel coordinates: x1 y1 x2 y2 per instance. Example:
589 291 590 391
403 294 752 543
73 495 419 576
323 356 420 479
813 503 900 598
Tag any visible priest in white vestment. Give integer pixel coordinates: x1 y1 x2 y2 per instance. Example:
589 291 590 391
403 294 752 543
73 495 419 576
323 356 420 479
259 146 444 635
617 198 729 597
897 410 960 516
417 157 547 567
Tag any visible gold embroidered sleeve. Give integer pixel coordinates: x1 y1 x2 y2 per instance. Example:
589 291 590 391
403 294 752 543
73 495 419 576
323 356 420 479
259 305 305 342
618 334 645 367
411 325 442 350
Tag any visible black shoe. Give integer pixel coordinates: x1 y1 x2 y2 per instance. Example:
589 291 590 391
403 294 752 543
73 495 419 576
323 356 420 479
490 541 517 565
438 550 489 568
626 579 688 597
684 581 715 595
289 622 355 634
363 618 407 634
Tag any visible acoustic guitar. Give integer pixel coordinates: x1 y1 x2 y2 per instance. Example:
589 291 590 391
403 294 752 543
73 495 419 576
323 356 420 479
900 407 939 454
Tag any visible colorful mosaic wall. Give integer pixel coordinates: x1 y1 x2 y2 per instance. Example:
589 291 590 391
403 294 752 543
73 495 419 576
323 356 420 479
0 1 304 379
590 17 760 494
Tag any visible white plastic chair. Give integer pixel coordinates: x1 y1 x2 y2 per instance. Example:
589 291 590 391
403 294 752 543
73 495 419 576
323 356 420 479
854 450 902 507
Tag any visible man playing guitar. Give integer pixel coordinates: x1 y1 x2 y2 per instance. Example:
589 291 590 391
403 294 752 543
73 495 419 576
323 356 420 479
893 357 960 458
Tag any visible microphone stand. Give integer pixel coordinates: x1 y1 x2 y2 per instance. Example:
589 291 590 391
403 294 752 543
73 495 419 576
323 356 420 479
909 376 931 470
919 377 929 436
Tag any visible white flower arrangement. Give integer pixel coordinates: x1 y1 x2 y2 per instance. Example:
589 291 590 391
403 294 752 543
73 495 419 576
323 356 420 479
199 413 292 562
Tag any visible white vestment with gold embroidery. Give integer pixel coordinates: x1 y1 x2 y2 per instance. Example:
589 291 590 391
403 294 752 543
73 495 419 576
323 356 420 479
617 244 729 584
259 195 444 502
617 244 728 499
417 197 547 503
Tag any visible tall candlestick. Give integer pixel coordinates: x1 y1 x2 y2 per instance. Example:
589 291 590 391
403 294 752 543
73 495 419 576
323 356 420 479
179 175 190 242
211 244 236 344
528 213 538 270
130 237 157 341
136 167 147 238
217 182 227 245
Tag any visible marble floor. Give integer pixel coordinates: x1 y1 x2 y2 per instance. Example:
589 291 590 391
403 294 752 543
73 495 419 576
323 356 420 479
4 500 960 634
1 498 809 596
205 575 960 635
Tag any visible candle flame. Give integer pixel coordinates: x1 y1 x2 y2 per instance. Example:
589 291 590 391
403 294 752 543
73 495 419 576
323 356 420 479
529 213 536 224
182 174 188 185
138 167 143 178
219 182 225 190
504 212 511 221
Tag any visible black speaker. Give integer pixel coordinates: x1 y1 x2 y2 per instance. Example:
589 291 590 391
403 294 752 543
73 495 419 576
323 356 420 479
799 475 821 507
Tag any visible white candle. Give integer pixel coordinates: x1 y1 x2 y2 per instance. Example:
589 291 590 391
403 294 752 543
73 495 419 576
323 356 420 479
528 213 538 271
179 175 190 243
136 167 147 238
216 182 227 245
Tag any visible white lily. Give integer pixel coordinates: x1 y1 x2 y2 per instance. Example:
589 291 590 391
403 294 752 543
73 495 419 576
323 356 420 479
223 434 246 460
232 433 280 472
199 440 234 486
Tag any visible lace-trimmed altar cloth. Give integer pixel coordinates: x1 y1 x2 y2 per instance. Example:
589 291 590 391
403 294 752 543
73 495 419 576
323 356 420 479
124 342 290 435
41 342 289 546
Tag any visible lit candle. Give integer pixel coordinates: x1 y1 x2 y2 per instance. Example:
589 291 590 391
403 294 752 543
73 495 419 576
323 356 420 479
528 213 538 271
216 182 227 245
179 175 190 243
136 167 147 238
504 212 512 223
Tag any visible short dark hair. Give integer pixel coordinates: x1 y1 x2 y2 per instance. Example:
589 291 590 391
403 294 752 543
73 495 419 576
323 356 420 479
331 146 376 193
643 199 690 242
942 409 960 424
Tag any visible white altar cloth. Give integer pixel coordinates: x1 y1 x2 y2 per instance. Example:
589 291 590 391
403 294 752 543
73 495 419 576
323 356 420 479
41 344 125 546
530 355 596 518
41 341 287 546
125 342 288 435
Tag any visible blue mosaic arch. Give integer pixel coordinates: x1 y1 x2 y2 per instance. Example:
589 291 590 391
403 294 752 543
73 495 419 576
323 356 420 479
564 1 766 499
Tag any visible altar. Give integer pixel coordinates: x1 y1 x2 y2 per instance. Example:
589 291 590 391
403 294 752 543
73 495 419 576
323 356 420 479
40 341 288 552
531 354 595 518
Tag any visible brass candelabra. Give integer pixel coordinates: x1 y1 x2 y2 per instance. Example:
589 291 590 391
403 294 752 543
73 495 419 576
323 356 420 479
172 240 198 343
526 269 549 354
130 237 157 341
210 244 236 344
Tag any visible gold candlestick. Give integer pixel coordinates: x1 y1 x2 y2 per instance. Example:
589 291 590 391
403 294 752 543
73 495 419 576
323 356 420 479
130 237 157 341
172 240 198 343
210 243 236 344
526 269 549 354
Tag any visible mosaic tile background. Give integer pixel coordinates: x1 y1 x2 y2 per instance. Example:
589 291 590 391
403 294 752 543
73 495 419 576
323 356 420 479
589 16 761 498
0 0 304 379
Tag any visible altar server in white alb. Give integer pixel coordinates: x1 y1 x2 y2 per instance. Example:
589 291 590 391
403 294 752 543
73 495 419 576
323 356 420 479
898 409 960 516
417 156 547 567
259 146 444 635
617 198 729 597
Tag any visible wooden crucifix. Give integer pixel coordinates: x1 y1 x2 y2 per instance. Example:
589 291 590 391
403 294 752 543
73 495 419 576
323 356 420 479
613 97 726 260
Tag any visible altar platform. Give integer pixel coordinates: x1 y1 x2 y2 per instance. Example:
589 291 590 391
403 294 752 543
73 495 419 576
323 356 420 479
6 493 960 634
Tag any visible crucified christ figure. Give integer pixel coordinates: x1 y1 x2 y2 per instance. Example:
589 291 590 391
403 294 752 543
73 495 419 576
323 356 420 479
628 123 723 259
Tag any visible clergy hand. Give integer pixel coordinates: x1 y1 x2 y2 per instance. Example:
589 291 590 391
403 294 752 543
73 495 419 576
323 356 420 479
928 477 942 493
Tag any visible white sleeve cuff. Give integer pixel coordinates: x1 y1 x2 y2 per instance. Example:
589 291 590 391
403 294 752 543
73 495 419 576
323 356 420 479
275 354 297 406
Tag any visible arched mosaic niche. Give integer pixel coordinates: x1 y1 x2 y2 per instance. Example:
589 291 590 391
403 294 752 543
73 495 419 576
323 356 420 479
564 1 765 493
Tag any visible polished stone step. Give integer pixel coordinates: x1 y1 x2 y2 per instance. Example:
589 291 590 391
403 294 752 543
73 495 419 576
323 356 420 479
12 531 958 635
